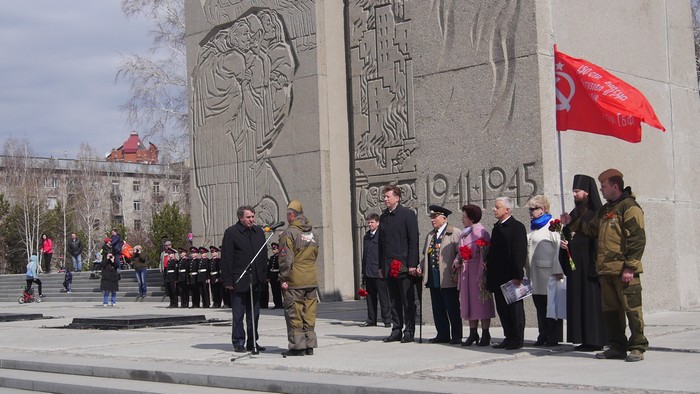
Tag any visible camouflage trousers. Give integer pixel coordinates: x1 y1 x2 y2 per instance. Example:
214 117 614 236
600 275 649 352
283 287 318 350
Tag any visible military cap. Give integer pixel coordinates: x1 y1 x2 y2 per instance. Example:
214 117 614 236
199 247 209 254
287 199 303 213
598 168 623 183
167 248 177 254
429 204 452 217
209 246 220 252
189 246 199 253
178 247 187 254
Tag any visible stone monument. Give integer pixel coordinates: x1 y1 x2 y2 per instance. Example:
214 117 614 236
187 1 700 311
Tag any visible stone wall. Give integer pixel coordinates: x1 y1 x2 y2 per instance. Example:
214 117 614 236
187 0 700 311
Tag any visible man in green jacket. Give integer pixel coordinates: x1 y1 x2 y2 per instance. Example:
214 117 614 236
563 168 648 362
279 199 319 357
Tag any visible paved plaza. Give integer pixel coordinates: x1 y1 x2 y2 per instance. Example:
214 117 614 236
0 300 698 393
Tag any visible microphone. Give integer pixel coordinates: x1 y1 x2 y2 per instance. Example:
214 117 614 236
264 222 285 232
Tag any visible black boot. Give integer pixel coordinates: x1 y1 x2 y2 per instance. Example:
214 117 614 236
478 330 491 347
462 329 479 346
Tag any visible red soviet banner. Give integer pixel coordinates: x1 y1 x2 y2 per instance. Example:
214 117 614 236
554 46 666 143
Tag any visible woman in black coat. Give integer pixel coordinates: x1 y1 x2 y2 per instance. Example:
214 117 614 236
101 253 120 306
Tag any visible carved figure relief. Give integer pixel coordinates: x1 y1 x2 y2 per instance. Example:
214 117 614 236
350 1 417 229
191 8 297 243
201 0 316 53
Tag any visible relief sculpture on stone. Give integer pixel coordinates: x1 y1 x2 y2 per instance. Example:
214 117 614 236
350 0 417 229
191 7 297 243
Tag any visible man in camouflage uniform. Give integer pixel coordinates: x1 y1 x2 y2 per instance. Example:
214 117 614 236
279 199 319 357
564 169 648 362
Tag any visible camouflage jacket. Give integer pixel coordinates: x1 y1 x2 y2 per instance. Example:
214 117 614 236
279 214 319 288
570 188 645 275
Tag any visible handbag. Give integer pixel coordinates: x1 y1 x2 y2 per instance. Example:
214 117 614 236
546 276 567 319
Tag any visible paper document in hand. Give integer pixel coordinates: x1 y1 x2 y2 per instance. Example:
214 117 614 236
500 278 532 305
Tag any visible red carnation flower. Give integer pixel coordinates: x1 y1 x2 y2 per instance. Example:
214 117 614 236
475 239 489 248
358 288 368 298
459 245 472 261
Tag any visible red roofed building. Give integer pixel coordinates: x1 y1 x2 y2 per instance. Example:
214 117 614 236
107 131 159 164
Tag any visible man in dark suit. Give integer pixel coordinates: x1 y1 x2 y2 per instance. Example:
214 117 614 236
378 185 420 343
485 196 528 350
361 213 391 328
221 205 269 353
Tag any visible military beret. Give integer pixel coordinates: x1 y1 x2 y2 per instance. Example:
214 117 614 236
209 246 220 252
199 247 209 254
287 199 303 213
429 204 452 217
598 168 623 183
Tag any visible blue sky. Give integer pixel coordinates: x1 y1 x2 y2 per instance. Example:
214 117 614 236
0 1 154 159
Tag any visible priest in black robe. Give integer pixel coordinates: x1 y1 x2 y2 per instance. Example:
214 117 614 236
561 174 607 351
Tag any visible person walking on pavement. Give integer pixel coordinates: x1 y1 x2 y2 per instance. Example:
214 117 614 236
67 233 83 272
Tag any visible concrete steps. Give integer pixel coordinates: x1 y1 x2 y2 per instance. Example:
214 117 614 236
0 365 250 394
0 269 167 303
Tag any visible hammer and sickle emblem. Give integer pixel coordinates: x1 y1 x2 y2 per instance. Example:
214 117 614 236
555 71 575 112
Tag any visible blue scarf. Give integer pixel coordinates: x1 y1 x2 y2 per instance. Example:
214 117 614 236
530 213 552 230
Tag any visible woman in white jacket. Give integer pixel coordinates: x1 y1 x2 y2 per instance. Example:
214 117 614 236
527 195 564 346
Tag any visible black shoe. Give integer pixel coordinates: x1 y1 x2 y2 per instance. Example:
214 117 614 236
305 348 314 355
462 333 479 346
478 332 491 347
450 339 462 345
233 346 246 353
533 340 546 347
360 322 377 327
383 335 402 343
545 342 560 347
429 337 449 344
575 344 603 352
505 342 523 350
401 336 414 343
247 343 266 351
492 341 509 349
383 322 392 328
282 349 305 357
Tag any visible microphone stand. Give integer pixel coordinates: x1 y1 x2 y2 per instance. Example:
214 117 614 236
231 227 279 362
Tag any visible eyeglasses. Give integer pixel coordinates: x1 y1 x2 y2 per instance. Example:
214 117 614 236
528 206 541 212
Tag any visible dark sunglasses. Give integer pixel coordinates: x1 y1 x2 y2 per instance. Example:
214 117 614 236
528 206 541 212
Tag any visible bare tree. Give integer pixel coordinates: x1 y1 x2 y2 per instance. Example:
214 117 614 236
2 138 51 264
71 143 111 263
117 0 188 163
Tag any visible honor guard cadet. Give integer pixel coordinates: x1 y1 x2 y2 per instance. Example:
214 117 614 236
189 246 201 308
198 247 211 308
177 248 190 308
209 246 223 308
165 248 179 308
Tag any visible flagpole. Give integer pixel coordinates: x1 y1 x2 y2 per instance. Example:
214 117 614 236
557 130 565 213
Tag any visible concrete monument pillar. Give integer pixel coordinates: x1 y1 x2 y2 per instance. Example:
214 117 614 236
186 0 354 299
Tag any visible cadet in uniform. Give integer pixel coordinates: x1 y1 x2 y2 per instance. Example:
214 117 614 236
209 246 223 308
198 246 211 308
165 248 179 308
177 248 190 308
189 246 201 308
